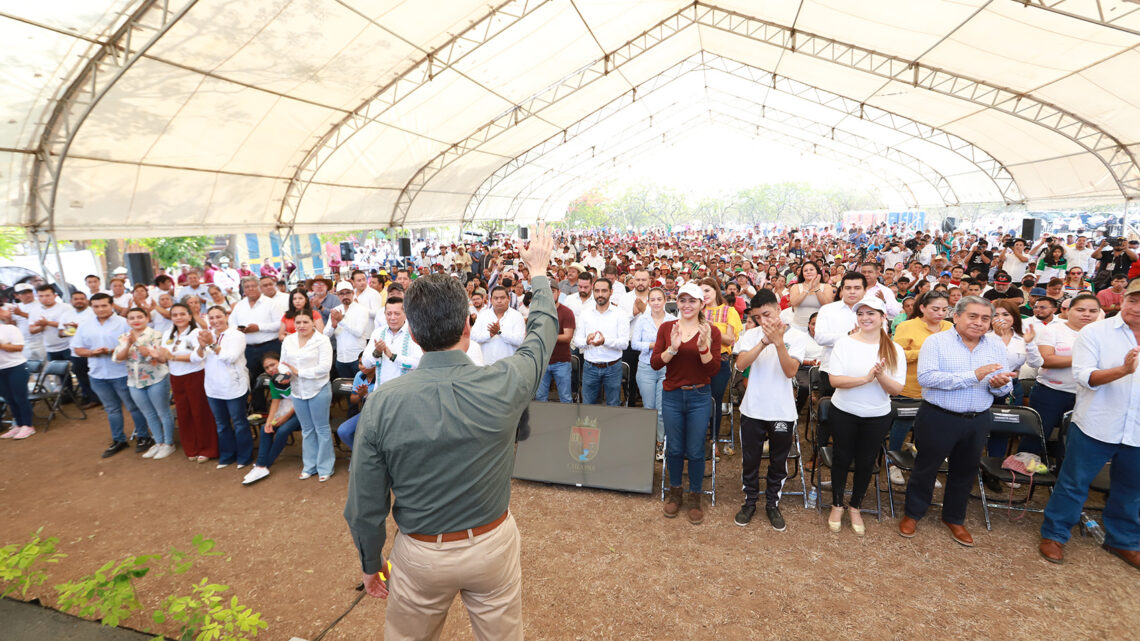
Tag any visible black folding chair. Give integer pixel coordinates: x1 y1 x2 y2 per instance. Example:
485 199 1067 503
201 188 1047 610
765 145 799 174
620 361 631 407
246 373 271 440
882 397 946 517
811 399 883 521
570 354 582 403
329 377 356 449
28 360 86 430
977 405 1056 530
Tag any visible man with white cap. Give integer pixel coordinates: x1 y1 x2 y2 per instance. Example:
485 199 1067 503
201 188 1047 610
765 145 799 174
10 284 45 361
324 281 371 380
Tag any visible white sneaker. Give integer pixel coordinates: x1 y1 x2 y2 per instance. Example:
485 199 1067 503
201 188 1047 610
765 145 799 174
12 426 35 440
236 463 247 470
242 466 270 485
216 462 231 469
1 426 19 439
889 467 906 486
153 444 175 460
935 478 943 489
142 444 161 459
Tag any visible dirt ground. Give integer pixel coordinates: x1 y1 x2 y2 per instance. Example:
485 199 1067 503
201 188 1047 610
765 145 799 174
1 409 1136 641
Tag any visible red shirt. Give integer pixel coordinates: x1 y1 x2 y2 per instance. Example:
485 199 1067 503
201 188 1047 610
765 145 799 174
550 304 575 363
650 320 723 391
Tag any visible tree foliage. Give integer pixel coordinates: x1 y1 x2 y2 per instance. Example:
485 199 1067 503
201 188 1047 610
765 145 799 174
132 236 214 268
0 227 27 260
560 182 882 230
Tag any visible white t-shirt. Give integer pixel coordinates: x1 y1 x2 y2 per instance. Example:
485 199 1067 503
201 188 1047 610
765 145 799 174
734 326 807 422
1036 321 1078 393
0 324 27 369
828 335 906 417
29 302 74 353
1001 251 1029 282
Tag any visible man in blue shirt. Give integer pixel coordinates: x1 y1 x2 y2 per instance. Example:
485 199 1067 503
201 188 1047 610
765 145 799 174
900 296 1015 546
71 293 150 458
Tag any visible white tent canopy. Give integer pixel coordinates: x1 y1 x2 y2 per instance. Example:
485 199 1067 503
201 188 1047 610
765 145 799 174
3 0 1139 239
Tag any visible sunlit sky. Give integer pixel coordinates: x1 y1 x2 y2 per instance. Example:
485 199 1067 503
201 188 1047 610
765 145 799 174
592 126 877 199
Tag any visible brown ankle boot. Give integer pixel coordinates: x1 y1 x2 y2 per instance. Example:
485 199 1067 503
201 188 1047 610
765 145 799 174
685 492 704 525
663 486 683 518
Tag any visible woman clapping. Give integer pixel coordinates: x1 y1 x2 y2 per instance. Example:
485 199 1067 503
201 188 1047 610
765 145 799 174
824 296 905 535
191 305 253 469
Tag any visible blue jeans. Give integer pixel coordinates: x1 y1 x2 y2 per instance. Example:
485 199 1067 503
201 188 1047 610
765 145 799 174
1041 424 1140 550
662 386 712 493
256 415 301 467
1024 383 1075 456
128 377 176 445
337 414 360 450
90 376 149 443
535 361 572 403
707 357 731 439
293 383 334 476
581 361 621 406
206 395 254 466
0 363 34 427
635 361 666 442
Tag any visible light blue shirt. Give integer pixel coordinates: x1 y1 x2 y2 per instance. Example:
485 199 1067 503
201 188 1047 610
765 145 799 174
71 314 129 380
917 328 1013 413
631 312 676 365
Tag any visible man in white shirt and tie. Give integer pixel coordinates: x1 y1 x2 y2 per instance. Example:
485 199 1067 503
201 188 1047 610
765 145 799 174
362 296 423 384
471 286 526 365
229 276 283 411
324 281 371 379
573 278 630 406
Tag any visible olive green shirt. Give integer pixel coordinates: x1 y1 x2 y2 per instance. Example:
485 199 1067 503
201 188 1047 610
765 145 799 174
343 275 557 574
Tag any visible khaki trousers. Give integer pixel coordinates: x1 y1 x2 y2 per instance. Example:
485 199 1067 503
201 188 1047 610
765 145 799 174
385 513 522 641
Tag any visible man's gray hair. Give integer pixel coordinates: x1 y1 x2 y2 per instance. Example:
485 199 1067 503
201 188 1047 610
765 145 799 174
239 276 259 289
953 295 993 317
404 274 470 352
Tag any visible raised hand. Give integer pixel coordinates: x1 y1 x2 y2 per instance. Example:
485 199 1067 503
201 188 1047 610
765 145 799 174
1023 324 1036 343
1122 347 1139 375
697 323 712 351
989 370 1016 388
669 323 683 351
761 317 786 345
519 222 553 276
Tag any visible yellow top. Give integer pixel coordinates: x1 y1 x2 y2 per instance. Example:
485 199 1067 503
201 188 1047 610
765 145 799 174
704 304 742 355
893 317 952 398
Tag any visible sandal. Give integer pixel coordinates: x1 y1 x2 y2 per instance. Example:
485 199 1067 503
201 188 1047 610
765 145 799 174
299 472 314 480
828 506 844 533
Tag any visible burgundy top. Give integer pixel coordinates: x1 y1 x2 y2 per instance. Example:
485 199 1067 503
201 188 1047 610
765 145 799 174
550 304 576 363
650 320 723 391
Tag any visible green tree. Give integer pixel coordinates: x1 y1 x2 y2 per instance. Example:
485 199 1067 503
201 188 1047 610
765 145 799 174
0 227 26 260
132 236 214 269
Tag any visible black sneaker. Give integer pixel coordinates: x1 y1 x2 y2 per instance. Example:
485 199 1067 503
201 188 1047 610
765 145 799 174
734 503 756 527
766 506 787 532
102 441 129 458
135 437 154 453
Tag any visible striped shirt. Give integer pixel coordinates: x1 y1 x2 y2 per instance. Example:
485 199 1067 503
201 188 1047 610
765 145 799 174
917 328 1013 413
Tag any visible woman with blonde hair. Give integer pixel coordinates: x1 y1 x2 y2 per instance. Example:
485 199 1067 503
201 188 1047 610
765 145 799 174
823 296 906 535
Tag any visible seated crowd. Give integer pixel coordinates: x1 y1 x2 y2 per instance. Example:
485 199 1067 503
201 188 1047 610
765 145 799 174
0 224 1137 568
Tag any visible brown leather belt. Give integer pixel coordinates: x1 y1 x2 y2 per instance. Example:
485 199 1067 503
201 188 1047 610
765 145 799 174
586 359 621 368
406 510 509 543
679 383 707 390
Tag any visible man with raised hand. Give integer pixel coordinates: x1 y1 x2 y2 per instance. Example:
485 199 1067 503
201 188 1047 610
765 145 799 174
345 224 556 641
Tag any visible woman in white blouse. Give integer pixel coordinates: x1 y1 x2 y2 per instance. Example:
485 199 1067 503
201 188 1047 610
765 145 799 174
1027 293 1101 455
823 296 906 536
156 303 218 463
279 311 335 481
192 305 253 469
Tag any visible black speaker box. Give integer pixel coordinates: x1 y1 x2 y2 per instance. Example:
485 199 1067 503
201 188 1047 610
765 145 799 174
125 252 154 286
942 217 957 233
518 226 529 240
339 241 355 262
1021 218 1043 241
399 237 412 257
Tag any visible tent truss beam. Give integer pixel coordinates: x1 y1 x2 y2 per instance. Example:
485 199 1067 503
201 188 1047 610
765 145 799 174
1011 0 1140 38
26 0 199 234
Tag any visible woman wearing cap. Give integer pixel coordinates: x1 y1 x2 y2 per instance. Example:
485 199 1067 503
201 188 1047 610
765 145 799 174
279 310 335 481
155 303 217 462
651 281 722 525
698 277 742 456
191 305 253 469
824 296 905 535
1026 293 1101 456
633 287 676 461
